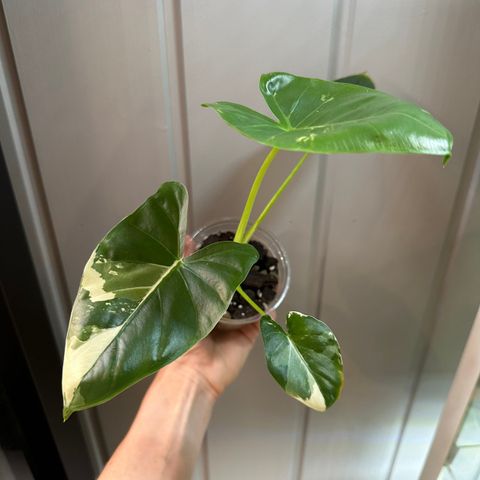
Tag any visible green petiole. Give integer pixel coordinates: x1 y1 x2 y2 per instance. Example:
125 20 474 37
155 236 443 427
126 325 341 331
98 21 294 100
234 147 279 242
236 285 266 316
242 152 309 243
235 151 309 315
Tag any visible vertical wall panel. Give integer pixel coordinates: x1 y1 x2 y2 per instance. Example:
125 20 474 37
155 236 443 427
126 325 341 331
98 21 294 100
392 99 480 480
181 1 335 478
4 0 480 478
3 0 174 297
2 0 179 460
302 1 480 479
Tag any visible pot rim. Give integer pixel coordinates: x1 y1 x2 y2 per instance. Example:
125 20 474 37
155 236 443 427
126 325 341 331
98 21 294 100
191 218 290 328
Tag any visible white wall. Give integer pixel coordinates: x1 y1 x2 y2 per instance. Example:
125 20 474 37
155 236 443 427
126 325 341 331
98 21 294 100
1 1 480 478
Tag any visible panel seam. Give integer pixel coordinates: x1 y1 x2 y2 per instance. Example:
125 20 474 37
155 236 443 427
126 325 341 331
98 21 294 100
296 2 347 480
0 2 109 472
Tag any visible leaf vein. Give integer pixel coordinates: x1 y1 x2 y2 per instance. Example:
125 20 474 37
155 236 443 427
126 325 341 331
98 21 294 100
128 222 178 259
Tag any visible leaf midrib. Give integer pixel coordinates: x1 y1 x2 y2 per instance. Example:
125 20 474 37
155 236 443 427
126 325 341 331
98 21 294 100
270 110 443 136
220 95 448 145
71 257 183 401
285 332 319 397
129 222 178 260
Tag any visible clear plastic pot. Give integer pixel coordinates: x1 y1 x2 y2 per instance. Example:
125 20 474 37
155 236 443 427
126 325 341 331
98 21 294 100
192 219 290 329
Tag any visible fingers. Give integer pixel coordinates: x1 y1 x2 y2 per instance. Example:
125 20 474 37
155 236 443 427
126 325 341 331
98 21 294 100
238 321 260 344
209 322 258 351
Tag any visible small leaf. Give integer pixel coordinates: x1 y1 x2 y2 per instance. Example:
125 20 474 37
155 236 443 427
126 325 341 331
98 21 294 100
203 72 452 162
260 312 343 411
62 182 258 419
335 72 375 89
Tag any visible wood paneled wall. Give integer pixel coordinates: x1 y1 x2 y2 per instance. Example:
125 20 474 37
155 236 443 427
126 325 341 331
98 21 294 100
2 1 480 478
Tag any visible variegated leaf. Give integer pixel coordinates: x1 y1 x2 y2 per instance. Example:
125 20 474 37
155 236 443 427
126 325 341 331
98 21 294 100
62 182 258 419
261 312 343 411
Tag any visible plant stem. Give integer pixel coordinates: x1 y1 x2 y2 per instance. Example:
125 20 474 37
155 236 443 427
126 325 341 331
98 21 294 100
242 152 309 243
236 285 266 316
234 147 279 243
234 151 309 314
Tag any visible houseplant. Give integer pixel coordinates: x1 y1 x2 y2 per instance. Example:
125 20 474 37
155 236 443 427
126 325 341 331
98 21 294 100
62 72 452 420
191 219 291 327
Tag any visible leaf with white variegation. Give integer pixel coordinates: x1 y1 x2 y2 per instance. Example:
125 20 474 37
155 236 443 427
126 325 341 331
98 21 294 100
260 312 343 411
62 182 258 420
203 72 452 163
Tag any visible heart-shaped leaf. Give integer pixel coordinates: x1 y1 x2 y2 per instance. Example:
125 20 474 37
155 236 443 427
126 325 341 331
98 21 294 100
260 312 343 411
62 182 258 420
203 72 452 162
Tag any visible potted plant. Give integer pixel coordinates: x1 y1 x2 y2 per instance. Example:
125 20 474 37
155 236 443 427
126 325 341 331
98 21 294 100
62 72 452 420
191 219 290 328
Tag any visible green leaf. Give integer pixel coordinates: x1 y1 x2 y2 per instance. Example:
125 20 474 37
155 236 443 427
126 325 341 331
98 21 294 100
203 72 452 161
62 181 258 420
260 312 343 411
335 72 375 89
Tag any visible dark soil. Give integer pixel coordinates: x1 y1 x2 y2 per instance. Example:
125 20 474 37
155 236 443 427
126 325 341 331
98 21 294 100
200 231 279 319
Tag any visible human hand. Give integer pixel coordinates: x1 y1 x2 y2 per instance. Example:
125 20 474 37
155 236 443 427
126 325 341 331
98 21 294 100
101 236 260 479
174 320 260 399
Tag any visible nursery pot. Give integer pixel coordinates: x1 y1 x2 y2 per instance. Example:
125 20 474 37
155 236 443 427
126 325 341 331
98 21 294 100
192 219 290 330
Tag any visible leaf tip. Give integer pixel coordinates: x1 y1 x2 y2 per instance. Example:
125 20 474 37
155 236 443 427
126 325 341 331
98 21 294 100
63 407 72 422
442 152 452 167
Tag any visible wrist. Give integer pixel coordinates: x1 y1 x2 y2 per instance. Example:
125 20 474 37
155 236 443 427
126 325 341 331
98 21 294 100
127 364 216 448
170 358 224 400
106 364 215 480
158 362 219 401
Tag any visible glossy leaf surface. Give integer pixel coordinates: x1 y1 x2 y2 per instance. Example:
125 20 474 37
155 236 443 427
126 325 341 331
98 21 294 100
261 312 343 411
203 72 452 162
62 182 258 419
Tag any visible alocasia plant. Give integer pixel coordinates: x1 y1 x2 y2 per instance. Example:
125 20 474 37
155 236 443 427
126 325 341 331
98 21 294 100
62 72 452 420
